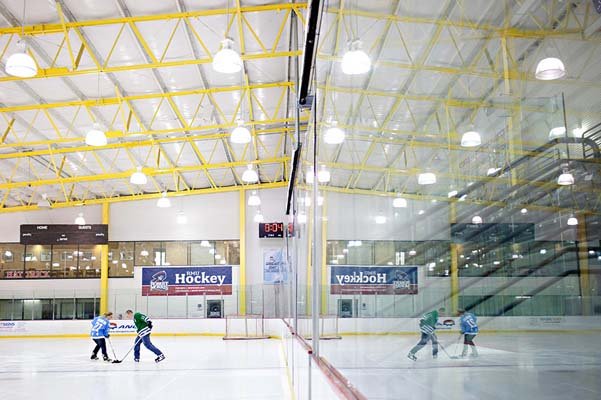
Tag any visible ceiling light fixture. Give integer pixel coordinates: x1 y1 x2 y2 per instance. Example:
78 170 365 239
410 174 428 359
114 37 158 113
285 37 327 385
241 164 258 183
253 211 264 223
341 39 371 75
212 37 242 74
557 165 574 186
230 120 251 144
447 190 458 198
156 192 171 208
567 215 578 226
323 122 345 144
248 191 261 206
5 41 37 78
520 208 528 214
85 122 107 147
487 167 501 176
74 213 86 225
375 214 386 224
393 196 407 208
140 250 149 257
130 167 147 185
317 165 331 183
176 210 188 225
472 215 483 224
418 172 436 185
460 128 481 147
548 126 566 140
535 57 566 80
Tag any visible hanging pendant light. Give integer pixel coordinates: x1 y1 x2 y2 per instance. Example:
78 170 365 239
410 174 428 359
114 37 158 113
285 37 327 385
130 167 147 185
548 126 566 140
253 210 264 223
447 190 458 198
418 172 436 185
74 212 86 225
248 191 261 206
557 165 574 186
230 120 251 144
5 41 37 78
85 122 107 146
460 128 481 147
156 192 171 208
472 215 483 224
393 196 407 208
341 40 371 75
375 214 386 224
567 215 578 226
241 164 258 183
487 167 501 176
317 165 331 183
535 57 566 80
324 122 345 144
176 210 188 224
212 37 242 74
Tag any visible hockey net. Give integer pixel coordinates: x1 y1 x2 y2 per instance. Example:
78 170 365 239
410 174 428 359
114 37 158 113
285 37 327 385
297 314 342 340
223 314 270 340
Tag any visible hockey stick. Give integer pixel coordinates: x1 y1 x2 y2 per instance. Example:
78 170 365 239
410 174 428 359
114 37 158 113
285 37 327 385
107 337 118 361
112 335 142 364
434 335 459 359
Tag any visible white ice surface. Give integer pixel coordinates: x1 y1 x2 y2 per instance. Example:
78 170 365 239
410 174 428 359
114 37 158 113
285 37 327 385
319 332 601 400
0 336 291 400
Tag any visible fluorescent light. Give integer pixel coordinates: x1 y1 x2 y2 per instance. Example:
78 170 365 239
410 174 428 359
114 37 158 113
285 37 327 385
317 165 331 183
5 42 37 78
472 215 483 224
535 57 566 80
176 211 188 224
520 208 528 214
212 38 242 74
248 191 261 206
74 213 86 225
130 167 147 185
324 122 345 144
418 172 436 185
567 216 578 226
375 214 386 224
341 40 371 75
156 192 171 208
85 123 107 147
230 120 251 144
393 197 407 208
548 126 566 140
242 164 258 183
461 129 481 147
253 211 264 223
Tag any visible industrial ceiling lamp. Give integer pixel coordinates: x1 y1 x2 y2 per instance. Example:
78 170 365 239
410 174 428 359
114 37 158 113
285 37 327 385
317 165 331 183
557 165 574 186
85 122 107 146
253 210 264 223
472 215 483 224
323 121 345 144
248 190 261 206
156 192 171 208
535 57 566 80
447 190 458 198
212 37 242 74
230 119 251 144
130 167 147 185
375 213 386 224
487 167 501 176
567 215 578 226
392 196 407 208
548 126 566 140
418 172 436 185
6 2 37 78
460 127 481 147
176 210 188 224
241 164 258 183
341 39 371 75
74 212 86 225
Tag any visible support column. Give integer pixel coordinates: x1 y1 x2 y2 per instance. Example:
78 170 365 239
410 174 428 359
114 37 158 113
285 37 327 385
449 202 459 314
100 202 110 314
239 189 246 315
320 197 328 315
576 213 591 316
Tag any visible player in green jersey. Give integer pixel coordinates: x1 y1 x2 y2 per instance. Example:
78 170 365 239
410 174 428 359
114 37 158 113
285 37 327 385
407 307 445 361
125 310 165 363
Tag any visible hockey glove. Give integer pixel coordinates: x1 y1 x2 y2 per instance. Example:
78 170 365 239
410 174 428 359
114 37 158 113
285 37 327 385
147 321 153 330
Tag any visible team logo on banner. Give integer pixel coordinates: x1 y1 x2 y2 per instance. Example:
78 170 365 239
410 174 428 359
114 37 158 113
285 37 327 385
330 266 418 295
141 266 232 296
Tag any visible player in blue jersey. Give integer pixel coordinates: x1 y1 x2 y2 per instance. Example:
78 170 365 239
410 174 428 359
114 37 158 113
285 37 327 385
458 309 478 358
90 312 113 361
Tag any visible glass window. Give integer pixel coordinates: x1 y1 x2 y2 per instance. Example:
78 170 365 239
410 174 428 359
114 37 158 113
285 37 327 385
190 241 215 265
78 245 102 278
51 245 78 278
0 243 24 279
215 241 240 265
26 245 53 278
374 241 395 265
165 241 188 266
109 242 134 277
135 241 164 266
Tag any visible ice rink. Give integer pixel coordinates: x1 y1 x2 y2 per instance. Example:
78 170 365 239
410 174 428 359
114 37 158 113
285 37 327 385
0 336 291 400
320 332 601 400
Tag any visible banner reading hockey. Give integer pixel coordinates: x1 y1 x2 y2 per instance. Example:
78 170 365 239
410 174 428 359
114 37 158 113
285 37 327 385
330 265 418 295
141 266 232 296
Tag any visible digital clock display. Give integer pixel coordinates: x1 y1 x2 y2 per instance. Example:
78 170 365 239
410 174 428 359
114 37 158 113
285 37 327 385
258 222 294 238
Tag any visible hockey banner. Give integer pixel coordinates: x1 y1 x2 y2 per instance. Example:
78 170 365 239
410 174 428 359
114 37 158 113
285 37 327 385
141 266 232 296
263 248 289 284
330 265 418 295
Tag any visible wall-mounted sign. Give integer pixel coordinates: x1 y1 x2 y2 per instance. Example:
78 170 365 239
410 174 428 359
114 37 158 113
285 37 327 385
4 270 50 279
263 248 288 284
330 266 418 295
20 225 108 245
141 266 232 296
258 222 294 238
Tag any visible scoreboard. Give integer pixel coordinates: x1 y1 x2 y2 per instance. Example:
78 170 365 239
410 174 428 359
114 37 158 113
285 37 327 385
258 222 294 238
20 224 109 245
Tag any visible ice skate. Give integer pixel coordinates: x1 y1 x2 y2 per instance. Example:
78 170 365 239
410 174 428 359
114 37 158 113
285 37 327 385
155 354 165 363
407 352 417 361
90 354 98 360
103 356 112 362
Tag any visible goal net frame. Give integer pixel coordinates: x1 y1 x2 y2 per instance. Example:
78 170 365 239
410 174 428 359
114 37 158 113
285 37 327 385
223 314 270 340
297 314 342 340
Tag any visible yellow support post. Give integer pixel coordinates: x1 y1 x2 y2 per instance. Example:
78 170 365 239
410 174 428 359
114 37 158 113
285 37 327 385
449 202 459 314
99 202 110 314
576 213 591 316
321 197 328 315
239 189 246 315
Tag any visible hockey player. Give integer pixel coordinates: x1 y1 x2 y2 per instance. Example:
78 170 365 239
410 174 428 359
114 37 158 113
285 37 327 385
125 310 165 363
458 309 479 358
407 307 445 361
90 312 113 361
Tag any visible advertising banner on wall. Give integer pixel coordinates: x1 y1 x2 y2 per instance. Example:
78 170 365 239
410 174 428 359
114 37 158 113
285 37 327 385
263 249 288 284
330 265 418 295
141 266 232 296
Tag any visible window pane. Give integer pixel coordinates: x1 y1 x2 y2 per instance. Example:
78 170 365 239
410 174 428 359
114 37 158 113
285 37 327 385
78 245 102 278
109 242 134 277
135 242 164 266
190 241 215 265
51 245 78 278
0 243 24 279
215 241 240 265
26 245 53 278
165 241 188 266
